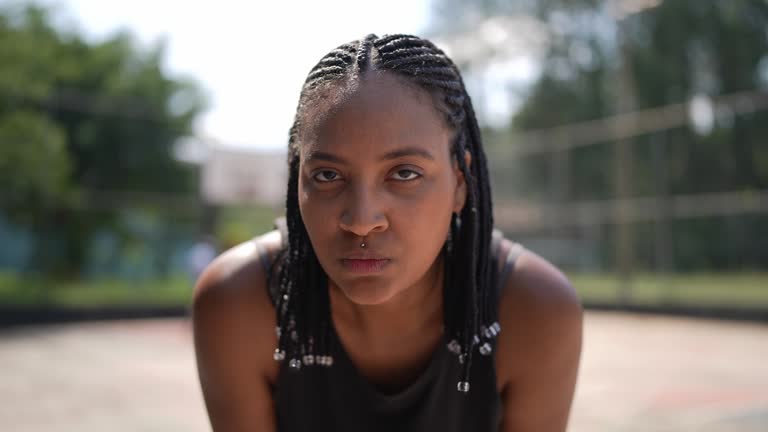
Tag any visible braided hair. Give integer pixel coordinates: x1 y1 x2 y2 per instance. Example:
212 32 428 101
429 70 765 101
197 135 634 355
273 34 498 393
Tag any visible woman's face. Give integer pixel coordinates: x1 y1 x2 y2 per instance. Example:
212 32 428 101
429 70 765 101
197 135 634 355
298 72 467 306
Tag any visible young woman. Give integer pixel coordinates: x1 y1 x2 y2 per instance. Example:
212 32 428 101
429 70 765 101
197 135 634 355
192 34 582 432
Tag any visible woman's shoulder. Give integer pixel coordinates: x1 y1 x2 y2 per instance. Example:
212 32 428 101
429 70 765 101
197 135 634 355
494 238 583 386
191 230 284 384
495 237 580 310
192 230 283 310
492 240 583 432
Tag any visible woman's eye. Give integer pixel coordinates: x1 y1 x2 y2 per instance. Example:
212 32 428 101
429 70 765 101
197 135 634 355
391 169 421 181
313 170 340 182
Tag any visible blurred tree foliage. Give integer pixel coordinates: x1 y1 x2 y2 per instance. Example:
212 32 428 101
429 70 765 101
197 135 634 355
0 111 70 214
430 0 768 270
511 0 768 199
0 4 205 276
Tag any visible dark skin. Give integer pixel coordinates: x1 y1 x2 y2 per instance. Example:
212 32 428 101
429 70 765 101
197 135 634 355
192 72 583 431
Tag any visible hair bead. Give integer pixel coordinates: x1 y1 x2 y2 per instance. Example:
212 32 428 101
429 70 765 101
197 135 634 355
479 343 493 356
273 349 286 361
457 381 470 393
289 358 302 370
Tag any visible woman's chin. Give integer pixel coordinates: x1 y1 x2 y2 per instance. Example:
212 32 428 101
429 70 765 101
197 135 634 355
335 279 399 306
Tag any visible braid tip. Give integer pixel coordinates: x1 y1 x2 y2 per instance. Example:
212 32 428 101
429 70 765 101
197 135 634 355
447 339 462 354
288 358 302 370
273 349 286 361
479 342 493 356
315 355 334 367
457 381 470 393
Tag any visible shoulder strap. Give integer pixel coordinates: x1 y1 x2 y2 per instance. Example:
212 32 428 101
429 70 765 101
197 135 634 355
255 241 272 276
255 217 289 306
275 216 289 249
498 242 524 290
491 228 504 259
490 228 525 293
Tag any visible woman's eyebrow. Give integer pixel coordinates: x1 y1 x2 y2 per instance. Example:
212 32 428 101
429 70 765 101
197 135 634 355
304 147 436 164
380 147 435 161
304 151 348 165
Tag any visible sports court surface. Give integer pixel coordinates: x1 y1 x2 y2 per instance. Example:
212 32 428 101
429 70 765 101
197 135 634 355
1 311 766 431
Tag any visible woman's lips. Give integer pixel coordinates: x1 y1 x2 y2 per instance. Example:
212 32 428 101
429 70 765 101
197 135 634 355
340 258 390 274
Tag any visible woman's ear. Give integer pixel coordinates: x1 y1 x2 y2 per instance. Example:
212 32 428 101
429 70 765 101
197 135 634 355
453 150 472 213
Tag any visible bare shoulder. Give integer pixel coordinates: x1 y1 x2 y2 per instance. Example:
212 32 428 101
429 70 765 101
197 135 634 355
192 230 283 341
193 229 283 304
497 238 582 324
494 239 583 431
192 229 284 378
191 230 283 431
494 238 583 384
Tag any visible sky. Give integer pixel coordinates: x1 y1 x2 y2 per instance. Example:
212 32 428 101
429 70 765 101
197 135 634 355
51 0 432 150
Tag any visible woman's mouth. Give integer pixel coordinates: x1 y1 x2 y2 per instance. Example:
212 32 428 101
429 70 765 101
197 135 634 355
340 258 390 274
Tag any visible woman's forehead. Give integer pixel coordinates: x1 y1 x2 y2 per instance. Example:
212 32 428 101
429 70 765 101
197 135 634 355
300 72 453 163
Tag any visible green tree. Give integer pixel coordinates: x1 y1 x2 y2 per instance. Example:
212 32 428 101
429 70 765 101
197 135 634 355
429 0 768 270
0 4 206 276
0 111 71 217
509 0 768 198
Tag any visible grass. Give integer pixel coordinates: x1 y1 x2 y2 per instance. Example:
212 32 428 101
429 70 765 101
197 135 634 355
0 271 766 310
0 272 194 308
569 272 768 308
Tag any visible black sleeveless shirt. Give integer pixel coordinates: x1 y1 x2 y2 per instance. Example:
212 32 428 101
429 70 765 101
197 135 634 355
259 228 523 432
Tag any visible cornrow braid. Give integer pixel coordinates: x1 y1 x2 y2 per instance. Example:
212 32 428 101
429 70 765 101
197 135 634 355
356 33 377 73
275 34 497 393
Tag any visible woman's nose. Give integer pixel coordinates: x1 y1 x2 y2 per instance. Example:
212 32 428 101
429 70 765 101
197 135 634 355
338 186 389 237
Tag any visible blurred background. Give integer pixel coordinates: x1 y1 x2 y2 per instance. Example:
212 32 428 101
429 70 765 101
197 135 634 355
0 0 766 431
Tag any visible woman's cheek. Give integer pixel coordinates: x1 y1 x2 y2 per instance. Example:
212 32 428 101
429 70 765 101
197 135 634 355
392 186 453 248
300 187 340 240
396 178 453 220
298 181 322 232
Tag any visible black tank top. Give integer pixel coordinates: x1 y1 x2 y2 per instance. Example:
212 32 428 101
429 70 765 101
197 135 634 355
258 226 523 432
